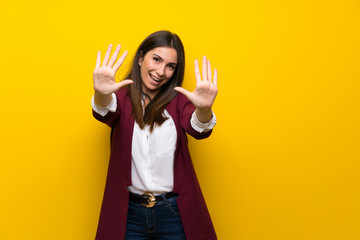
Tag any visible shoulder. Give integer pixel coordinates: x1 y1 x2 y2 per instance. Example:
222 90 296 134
174 91 189 104
166 92 195 120
114 87 132 107
115 87 130 99
166 92 193 113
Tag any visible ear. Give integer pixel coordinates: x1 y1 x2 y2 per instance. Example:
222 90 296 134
138 51 144 67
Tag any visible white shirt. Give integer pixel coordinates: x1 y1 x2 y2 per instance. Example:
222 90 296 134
92 93 216 195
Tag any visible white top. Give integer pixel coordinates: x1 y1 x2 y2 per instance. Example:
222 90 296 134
92 93 216 195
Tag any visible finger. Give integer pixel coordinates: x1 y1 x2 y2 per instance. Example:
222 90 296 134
194 59 201 85
108 44 121 68
112 79 134 92
102 44 112 67
207 59 212 82
202 56 208 81
174 87 192 99
213 68 218 86
113 50 128 72
95 51 101 68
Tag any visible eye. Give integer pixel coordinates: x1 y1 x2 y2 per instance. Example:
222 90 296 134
168 64 176 70
153 57 160 62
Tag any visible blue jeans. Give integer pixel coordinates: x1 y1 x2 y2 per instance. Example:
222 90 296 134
125 194 186 240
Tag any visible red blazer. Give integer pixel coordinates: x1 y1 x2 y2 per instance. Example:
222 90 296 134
93 88 217 240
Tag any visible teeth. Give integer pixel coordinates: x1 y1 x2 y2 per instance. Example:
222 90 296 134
150 74 161 82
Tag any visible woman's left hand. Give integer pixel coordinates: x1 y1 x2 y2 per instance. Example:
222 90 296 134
174 56 218 122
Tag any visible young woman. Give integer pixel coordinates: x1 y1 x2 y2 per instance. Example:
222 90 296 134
92 30 218 240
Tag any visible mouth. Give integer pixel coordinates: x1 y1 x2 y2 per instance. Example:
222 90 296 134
149 73 164 83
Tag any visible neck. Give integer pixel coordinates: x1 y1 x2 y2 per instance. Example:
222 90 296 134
142 87 159 100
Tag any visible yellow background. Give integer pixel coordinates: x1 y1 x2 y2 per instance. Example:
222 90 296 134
1 0 359 239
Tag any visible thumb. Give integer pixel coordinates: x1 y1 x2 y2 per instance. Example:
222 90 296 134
113 79 133 92
174 87 192 99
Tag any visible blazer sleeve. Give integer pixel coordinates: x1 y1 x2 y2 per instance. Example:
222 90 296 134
177 93 213 140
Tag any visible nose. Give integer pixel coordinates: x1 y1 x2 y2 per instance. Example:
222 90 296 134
156 64 166 77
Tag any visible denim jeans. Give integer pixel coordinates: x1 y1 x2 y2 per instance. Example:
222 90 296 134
125 194 186 240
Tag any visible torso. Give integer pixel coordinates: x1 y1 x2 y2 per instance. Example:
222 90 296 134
128 109 177 195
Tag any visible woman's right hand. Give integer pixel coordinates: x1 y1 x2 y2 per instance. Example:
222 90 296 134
93 44 133 97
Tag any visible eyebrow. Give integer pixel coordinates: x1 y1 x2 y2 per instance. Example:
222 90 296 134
153 54 177 65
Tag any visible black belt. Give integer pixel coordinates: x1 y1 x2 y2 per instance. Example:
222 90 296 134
129 192 178 208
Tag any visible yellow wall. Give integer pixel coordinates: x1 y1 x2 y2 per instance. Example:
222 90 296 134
1 0 359 239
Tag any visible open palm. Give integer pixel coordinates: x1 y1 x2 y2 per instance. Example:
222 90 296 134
174 56 218 111
93 44 133 96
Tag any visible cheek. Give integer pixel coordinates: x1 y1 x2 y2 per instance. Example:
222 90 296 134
166 70 175 79
140 63 150 76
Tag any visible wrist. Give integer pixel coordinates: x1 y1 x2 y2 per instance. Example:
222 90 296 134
94 91 113 107
196 107 212 114
195 108 212 123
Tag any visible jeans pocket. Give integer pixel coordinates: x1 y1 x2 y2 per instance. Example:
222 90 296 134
166 200 181 216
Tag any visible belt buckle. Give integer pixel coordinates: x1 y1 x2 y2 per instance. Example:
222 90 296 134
141 192 156 208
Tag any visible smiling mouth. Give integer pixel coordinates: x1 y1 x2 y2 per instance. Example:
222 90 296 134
149 73 164 83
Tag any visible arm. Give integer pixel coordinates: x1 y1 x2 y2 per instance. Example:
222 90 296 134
190 110 217 133
176 93 215 139
174 56 218 135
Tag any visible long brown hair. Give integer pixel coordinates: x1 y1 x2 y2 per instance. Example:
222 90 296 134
126 30 185 132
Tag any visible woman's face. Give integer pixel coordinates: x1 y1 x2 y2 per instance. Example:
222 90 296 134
139 47 178 98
